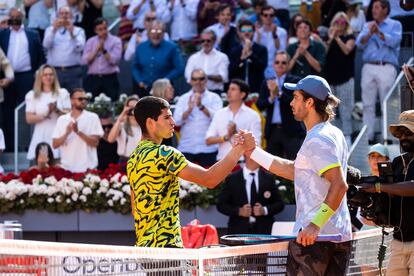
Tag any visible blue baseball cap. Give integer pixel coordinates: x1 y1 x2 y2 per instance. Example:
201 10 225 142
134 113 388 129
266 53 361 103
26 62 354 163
368 143 389 158
284 75 332 101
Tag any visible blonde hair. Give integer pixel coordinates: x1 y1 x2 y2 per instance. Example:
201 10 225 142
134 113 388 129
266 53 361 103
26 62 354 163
330 12 353 35
124 95 139 136
150 78 172 100
33 64 61 98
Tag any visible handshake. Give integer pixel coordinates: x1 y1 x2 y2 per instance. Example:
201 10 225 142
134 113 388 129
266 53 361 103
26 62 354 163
232 130 257 155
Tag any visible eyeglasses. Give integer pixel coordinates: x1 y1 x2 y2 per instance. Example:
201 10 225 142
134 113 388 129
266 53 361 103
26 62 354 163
191 76 206 81
149 29 163 34
145 17 156 21
394 127 414 138
240 27 253 33
102 124 113 130
74 97 88 102
201 39 213 43
274 60 287 65
261 13 274 18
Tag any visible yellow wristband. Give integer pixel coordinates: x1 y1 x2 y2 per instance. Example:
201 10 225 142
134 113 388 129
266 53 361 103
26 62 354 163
311 203 335 228
375 183 381 193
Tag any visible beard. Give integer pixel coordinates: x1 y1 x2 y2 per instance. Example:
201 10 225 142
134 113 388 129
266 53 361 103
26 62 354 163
400 139 414 153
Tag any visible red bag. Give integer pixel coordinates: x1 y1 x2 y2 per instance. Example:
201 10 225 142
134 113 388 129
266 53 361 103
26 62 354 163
181 219 219 248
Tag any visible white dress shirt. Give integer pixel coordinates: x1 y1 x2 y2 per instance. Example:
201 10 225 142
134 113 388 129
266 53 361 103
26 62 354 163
43 25 86 67
185 48 229 91
169 0 198 41
126 0 171 30
254 26 287 70
206 104 262 160
7 26 31 73
242 166 268 220
173 89 223 154
206 22 236 49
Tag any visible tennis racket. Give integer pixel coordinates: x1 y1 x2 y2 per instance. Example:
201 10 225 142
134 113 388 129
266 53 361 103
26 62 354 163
220 234 342 246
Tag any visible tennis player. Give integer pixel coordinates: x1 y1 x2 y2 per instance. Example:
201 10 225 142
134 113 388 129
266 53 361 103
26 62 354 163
127 96 255 248
245 75 352 275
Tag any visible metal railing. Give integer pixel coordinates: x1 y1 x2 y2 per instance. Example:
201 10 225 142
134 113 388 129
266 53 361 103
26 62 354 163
382 57 414 145
14 101 27 174
348 125 370 175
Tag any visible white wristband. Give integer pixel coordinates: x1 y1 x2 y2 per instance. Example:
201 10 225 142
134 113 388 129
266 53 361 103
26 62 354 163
250 147 273 170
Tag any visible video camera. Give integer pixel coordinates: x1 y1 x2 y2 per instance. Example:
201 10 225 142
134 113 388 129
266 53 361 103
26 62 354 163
347 162 394 227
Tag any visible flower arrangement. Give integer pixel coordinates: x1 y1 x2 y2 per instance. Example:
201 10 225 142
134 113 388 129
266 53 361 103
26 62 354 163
0 164 222 214
86 93 128 117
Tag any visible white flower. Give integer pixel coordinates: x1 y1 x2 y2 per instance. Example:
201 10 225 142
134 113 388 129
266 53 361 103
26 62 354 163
71 193 79 201
110 173 121 183
66 198 71 203
189 184 204 194
108 200 114 207
82 187 92 195
278 185 287 191
179 189 187 199
44 176 57 185
56 195 63 203
47 197 54 203
122 185 131 195
121 175 128 183
79 195 87 202
20 199 24 204
100 179 109 188
120 198 127 205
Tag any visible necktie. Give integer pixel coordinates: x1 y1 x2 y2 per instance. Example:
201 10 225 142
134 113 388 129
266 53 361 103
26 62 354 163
250 172 258 205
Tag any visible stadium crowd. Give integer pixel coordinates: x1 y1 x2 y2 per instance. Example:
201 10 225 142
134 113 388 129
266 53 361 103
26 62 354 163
0 0 411 174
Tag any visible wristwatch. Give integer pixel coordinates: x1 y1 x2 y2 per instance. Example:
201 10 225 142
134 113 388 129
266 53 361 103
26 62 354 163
199 105 205 111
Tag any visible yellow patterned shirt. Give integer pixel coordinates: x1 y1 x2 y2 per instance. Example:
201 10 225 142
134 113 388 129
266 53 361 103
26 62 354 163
127 140 188 247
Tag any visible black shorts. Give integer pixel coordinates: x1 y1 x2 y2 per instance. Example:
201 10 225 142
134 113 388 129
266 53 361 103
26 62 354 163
287 240 352 276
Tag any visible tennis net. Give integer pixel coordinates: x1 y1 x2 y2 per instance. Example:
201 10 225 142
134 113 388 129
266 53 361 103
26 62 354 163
0 228 391 275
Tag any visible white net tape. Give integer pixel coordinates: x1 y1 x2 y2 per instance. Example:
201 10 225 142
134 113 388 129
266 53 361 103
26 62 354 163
0 228 392 275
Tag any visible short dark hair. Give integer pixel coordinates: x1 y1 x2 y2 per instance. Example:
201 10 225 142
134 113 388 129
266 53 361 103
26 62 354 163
300 91 340 122
93 17 107 29
252 0 266 8
238 19 254 31
134 96 170 134
216 3 232 16
261 5 274 14
372 0 390 16
230 79 250 100
70 88 85 98
297 19 313 32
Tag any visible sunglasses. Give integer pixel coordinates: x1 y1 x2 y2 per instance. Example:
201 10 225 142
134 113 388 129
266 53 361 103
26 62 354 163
145 17 156 21
150 29 163 34
74 97 88 102
201 39 213 43
240 27 253 33
192 76 206 81
261 13 274 18
275 60 287 65
102 124 113 130
394 127 414 138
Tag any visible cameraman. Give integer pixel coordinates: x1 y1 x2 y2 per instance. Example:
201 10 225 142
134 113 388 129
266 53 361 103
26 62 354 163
361 110 414 275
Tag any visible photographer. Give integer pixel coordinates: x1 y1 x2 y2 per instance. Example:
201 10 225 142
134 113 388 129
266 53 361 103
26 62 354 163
361 110 414 275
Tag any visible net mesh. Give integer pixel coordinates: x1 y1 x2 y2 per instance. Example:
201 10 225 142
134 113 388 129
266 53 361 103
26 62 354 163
0 228 392 275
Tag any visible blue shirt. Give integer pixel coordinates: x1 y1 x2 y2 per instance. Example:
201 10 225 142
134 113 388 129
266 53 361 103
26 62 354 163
28 0 51 30
270 74 285 124
248 14 281 27
356 18 402 67
132 40 184 86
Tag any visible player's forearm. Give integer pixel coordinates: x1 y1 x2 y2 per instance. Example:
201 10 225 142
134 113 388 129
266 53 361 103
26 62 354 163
250 147 294 181
324 180 348 211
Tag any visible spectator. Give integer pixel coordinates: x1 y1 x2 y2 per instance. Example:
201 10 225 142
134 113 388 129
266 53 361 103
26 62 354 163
126 0 170 31
97 115 119 171
185 30 229 94
325 12 356 147
52 88 104 172
168 0 199 44
27 0 54 41
0 47 13 127
30 142 60 171
287 13 304 45
80 0 103 39
114 0 134 43
267 0 290 30
206 4 236 50
298 0 321 31
347 0 366 35
150 78 175 103
81 17 122 101
256 51 305 160
0 0 15 17
196 0 235 33
0 8 45 151
124 11 170 62
173 69 223 167
25 64 71 161
0 127 4 173
368 143 390 176
0 15 8 29
228 19 267 93
287 20 325 78
132 21 184 98
248 0 280 26
108 95 142 162
254 5 287 78
205 79 261 160
321 0 348 28
217 153 284 234
51 0 84 26
356 0 402 144
43 6 86 92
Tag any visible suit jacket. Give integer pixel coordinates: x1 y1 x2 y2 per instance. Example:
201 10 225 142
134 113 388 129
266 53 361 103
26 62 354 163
0 28 45 72
228 42 268 93
256 74 306 139
217 169 284 234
